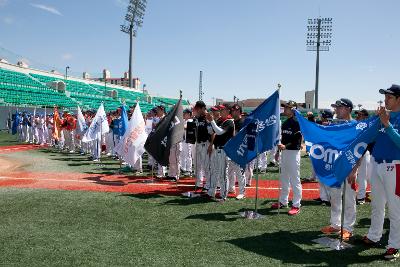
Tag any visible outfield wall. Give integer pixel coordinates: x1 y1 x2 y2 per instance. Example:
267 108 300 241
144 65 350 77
0 106 79 130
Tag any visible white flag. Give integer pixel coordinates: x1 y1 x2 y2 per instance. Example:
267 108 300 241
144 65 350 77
82 103 109 142
76 106 87 136
114 103 147 166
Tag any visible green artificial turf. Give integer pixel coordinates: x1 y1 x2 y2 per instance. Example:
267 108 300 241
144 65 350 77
0 130 19 147
0 131 396 266
0 188 393 266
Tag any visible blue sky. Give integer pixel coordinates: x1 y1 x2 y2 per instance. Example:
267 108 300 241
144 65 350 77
0 0 399 109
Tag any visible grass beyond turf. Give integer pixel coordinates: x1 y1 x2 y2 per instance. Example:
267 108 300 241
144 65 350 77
0 188 393 266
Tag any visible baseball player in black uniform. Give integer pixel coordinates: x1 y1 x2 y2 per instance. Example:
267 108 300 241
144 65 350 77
271 100 303 215
206 104 235 201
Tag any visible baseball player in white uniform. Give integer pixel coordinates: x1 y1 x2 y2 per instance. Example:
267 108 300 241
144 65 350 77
362 85 400 261
321 98 357 241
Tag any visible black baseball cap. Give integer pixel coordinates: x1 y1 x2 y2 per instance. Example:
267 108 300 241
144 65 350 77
379 84 400 97
320 109 334 119
331 98 354 109
355 109 369 117
194 100 206 109
281 100 297 108
231 103 242 113
183 108 192 114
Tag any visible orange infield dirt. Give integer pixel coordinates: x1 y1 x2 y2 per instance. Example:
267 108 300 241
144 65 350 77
0 145 322 199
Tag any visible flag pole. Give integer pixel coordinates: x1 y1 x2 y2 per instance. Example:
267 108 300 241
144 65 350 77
98 102 104 167
254 150 260 214
277 84 282 215
339 181 347 244
176 90 182 187
243 121 263 219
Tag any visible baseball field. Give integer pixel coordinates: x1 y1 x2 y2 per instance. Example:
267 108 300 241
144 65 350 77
0 131 394 266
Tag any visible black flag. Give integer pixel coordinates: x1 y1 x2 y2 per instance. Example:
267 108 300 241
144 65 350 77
144 99 184 166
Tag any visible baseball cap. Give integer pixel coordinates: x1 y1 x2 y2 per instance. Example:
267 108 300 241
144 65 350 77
210 106 220 112
281 100 297 108
355 109 369 117
194 100 206 109
231 103 242 113
331 98 354 109
183 108 192 114
379 84 400 97
218 104 230 110
320 109 334 119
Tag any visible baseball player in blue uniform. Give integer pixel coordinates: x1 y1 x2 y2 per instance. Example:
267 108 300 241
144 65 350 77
363 85 400 261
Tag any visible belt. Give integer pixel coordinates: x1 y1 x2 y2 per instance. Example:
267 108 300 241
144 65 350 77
375 159 394 164
197 142 207 146
215 146 224 149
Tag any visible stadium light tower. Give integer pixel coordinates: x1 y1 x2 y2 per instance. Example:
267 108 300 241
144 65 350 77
198 71 203 101
65 66 70 80
307 17 333 109
120 0 147 89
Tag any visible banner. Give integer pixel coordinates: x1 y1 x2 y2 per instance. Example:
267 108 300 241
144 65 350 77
224 90 280 168
82 103 109 142
144 99 184 166
295 110 379 187
114 103 147 166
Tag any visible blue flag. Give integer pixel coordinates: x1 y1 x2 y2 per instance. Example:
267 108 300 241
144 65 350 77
224 90 280 168
118 105 129 137
12 112 20 135
333 117 380 184
295 110 379 187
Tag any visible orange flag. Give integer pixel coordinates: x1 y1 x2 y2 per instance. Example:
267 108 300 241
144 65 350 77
52 107 62 140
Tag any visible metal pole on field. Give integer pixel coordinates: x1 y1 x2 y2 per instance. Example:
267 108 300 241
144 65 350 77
254 152 260 214
339 181 347 244
277 83 282 215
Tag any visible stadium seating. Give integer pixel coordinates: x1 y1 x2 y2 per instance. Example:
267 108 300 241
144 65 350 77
0 66 187 113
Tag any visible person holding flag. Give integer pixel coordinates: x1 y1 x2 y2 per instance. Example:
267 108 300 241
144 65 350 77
228 103 247 200
82 103 110 162
144 98 184 177
224 90 280 211
320 98 358 240
362 85 400 261
206 104 235 201
114 103 148 172
271 100 303 216
76 106 88 154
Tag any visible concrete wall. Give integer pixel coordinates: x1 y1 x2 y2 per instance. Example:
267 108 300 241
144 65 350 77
0 105 78 130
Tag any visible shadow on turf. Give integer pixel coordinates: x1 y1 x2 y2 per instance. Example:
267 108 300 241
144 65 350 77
118 193 166 199
83 176 126 186
163 196 218 206
185 212 241 222
224 230 383 266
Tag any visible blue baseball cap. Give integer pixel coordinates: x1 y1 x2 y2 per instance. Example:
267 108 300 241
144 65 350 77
379 84 400 97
